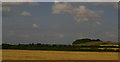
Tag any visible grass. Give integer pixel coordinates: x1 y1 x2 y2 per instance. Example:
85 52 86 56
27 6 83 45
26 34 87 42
2 49 118 60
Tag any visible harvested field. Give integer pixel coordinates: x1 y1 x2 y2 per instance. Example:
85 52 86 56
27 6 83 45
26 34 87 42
2 50 118 60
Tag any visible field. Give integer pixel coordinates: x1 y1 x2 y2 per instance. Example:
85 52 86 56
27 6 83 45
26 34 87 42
2 50 118 60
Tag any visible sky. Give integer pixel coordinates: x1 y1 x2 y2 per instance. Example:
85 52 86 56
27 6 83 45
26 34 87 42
2 0 119 2
2 2 118 44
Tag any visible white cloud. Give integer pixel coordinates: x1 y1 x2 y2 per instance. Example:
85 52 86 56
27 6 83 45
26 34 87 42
52 2 72 14
54 0 60 3
2 2 38 12
74 5 103 22
113 3 118 9
20 11 32 16
32 23 39 28
52 3 103 23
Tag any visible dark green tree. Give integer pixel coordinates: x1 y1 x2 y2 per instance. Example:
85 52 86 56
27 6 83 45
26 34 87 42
72 38 102 45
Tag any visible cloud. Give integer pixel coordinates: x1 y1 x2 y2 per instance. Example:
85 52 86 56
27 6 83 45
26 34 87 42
95 21 101 25
3 2 38 6
55 0 119 2
52 2 72 14
52 2 103 23
32 23 39 28
74 5 103 22
2 0 35 2
113 3 118 9
54 0 60 3
2 2 38 13
20 11 32 16
2 6 11 12
2 2 38 17
2 0 119 2
95 2 118 9
58 34 65 38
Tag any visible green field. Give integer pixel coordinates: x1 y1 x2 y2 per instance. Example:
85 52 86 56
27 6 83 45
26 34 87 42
3 50 118 60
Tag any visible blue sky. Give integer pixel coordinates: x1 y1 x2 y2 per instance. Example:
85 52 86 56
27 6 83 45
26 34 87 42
2 2 118 44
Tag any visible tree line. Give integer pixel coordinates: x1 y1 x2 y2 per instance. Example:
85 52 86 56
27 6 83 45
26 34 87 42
2 38 120 52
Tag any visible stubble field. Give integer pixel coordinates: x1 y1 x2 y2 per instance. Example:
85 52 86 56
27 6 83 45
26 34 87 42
2 50 118 60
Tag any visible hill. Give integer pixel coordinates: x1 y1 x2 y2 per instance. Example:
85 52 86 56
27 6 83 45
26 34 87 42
72 38 119 46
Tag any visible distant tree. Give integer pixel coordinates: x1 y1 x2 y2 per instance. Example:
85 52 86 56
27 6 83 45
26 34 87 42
36 43 41 45
72 38 102 45
92 39 101 41
29 43 34 45
96 39 101 41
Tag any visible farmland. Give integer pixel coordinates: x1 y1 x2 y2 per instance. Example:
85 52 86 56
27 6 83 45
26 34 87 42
2 50 118 60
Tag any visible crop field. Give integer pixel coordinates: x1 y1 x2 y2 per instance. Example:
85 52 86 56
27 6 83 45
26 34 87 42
2 50 118 60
